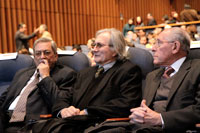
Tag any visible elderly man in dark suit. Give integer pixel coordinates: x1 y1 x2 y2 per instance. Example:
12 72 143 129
40 28 142 132
129 27 200 132
0 38 76 132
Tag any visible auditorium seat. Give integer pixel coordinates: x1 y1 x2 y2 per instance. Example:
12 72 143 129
0 54 34 95
58 51 90 72
188 48 200 59
128 47 154 90
80 45 89 55
187 48 200 132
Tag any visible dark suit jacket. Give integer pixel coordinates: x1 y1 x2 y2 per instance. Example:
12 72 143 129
180 9 200 22
147 19 157 26
15 31 36 52
53 59 142 119
143 58 200 132
0 63 76 123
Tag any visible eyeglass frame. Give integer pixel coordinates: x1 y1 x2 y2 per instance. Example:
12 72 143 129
34 50 53 57
92 42 113 48
154 39 175 47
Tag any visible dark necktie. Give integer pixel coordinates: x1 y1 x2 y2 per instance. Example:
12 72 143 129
95 66 104 78
9 73 39 122
162 67 175 79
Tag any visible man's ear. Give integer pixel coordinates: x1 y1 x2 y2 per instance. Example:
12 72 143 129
172 41 181 54
112 52 117 57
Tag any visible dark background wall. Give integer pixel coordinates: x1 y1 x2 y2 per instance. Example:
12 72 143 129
0 0 200 53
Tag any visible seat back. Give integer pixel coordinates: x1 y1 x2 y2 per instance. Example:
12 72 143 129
128 47 154 78
58 52 90 72
188 48 200 59
0 54 34 93
128 47 154 90
80 45 89 55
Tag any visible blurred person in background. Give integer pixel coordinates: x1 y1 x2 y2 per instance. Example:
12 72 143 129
135 16 144 27
123 18 135 36
72 44 82 52
147 13 157 26
39 24 53 40
87 38 96 66
15 23 39 54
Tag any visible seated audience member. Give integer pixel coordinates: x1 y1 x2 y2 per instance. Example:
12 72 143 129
36 28 142 132
137 29 146 38
125 31 135 46
147 32 154 40
186 24 198 41
181 25 187 31
129 27 200 132
135 36 153 55
146 33 154 50
132 32 140 44
153 27 163 38
135 16 144 27
125 31 139 48
123 18 135 36
134 35 147 50
39 24 53 40
72 44 82 52
0 38 76 132
139 36 148 46
147 13 157 26
161 14 170 24
87 38 95 50
146 38 156 50
169 11 179 23
87 38 96 66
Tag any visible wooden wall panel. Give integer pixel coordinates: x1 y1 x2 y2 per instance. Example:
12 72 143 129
0 0 8 52
1 0 200 53
5 0 13 52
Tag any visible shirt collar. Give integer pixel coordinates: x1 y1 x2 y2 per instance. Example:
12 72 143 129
170 57 186 73
97 61 116 72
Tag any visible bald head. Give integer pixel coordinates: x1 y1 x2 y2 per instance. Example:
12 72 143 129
159 27 190 53
152 27 191 66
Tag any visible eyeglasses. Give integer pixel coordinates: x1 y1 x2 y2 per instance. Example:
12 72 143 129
154 39 174 47
34 50 52 57
93 42 113 48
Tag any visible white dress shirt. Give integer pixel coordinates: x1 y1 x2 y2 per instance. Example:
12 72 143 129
8 70 41 110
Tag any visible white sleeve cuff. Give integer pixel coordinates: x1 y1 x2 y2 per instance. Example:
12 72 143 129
84 109 88 115
160 114 165 128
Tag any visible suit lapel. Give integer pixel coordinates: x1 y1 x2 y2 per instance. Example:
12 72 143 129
88 60 123 104
14 68 36 98
166 59 191 107
74 67 97 104
145 68 164 106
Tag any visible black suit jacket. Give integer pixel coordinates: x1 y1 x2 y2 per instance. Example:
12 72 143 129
15 30 36 52
0 63 76 122
53 59 142 118
143 58 200 132
147 19 157 26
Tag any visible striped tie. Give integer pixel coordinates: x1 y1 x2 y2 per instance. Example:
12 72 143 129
95 66 104 78
162 67 174 79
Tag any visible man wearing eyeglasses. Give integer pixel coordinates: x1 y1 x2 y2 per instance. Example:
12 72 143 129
129 27 200 132
36 28 142 132
0 37 77 132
